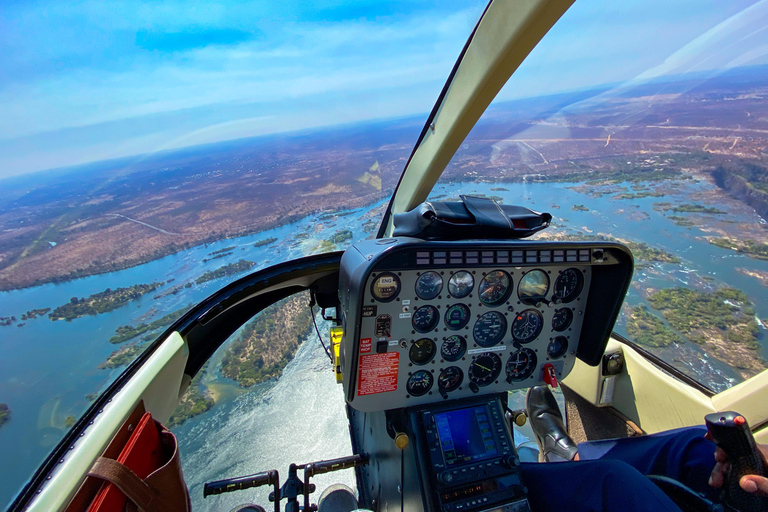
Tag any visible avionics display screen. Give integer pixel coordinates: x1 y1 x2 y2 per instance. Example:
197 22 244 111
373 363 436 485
434 405 499 466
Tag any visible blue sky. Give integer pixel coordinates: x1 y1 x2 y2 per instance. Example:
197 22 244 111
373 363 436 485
0 0 766 178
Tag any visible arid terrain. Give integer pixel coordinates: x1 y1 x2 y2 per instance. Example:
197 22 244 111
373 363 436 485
2 67 768 291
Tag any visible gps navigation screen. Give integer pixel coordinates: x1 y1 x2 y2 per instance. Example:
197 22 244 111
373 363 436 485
435 406 498 466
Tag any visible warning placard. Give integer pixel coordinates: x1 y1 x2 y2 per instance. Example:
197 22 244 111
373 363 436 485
358 352 399 396
360 338 372 353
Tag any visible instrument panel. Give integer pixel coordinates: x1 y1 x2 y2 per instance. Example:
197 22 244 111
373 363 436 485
338 238 633 412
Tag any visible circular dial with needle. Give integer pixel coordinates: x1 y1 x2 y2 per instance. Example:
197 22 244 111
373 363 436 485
409 338 436 365
444 303 470 330
506 348 537 382
406 370 434 397
478 270 513 306
473 311 507 347
552 308 573 332
415 271 443 300
438 366 463 392
554 268 584 303
412 305 439 333
468 352 502 387
511 309 543 344
440 335 467 362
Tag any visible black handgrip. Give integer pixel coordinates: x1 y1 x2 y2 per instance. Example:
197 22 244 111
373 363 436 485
204 470 279 498
705 411 767 512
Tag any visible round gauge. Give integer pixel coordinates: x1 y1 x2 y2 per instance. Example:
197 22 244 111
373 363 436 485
415 271 443 300
468 352 502 387
552 308 573 332
444 303 470 330
448 271 474 299
478 270 513 306
547 336 568 359
409 338 436 365
438 366 464 392
441 335 467 362
370 273 400 302
511 309 544 344
518 269 550 301
412 305 439 333
473 311 507 347
406 370 434 397
506 348 538 382
554 268 584 303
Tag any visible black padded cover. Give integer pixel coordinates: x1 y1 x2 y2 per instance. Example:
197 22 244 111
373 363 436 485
392 195 551 240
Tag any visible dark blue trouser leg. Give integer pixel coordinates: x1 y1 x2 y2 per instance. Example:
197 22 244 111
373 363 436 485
521 459 685 512
520 426 717 512
577 426 716 499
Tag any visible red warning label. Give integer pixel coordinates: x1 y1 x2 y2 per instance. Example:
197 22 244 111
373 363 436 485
358 352 399 396
360 338 372 353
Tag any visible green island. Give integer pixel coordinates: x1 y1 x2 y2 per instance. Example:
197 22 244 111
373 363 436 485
168 366 214 427
672 203 726 214
208 246 236 256
329 229 353 245
572 204 589 212
0 403 10 429
253 237 278 248
221 292 313 387
109 305 192 344
0 316 16 327
21 308 51 321
202 252 232 263
362 219 378 234
99 342 146 369
195 259 256 285
626 305 682 348
614 191 665 200
646 287 765 379
666 215 695 227
708 238 768 261
318 210 357 221
49 282 165 321
490 187 509 191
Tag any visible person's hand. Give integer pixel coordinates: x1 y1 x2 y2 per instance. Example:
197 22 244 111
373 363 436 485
709 444 768 497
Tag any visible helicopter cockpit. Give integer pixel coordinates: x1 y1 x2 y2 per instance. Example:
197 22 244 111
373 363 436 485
6 0 768 511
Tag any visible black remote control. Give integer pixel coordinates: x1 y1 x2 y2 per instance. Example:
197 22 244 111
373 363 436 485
705 411 767 512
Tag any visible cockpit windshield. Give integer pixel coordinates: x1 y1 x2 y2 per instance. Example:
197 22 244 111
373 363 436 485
430 0 768 393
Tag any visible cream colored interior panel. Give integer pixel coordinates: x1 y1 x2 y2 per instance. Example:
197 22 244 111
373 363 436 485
564 339 716 434
712 369 768 440
27 332 189 512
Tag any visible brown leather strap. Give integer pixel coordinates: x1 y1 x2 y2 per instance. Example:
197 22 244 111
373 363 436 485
88 457 158 512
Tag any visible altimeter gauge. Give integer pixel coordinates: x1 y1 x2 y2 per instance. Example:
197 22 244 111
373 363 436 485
554 268 584 303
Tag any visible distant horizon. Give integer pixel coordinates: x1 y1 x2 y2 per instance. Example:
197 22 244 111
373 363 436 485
1 0 766 179
1 61 765 187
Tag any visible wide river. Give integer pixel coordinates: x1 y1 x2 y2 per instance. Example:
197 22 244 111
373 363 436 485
1 178 767 509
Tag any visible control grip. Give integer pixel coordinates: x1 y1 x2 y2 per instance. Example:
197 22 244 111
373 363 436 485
705 411 767 512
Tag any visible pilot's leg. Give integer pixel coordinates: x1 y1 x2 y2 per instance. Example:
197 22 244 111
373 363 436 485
577 426 716 499
521 458 685 512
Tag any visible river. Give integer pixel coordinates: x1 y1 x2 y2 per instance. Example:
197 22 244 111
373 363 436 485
1 178 767 509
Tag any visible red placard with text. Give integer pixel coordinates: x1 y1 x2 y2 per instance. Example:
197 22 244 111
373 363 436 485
358 352 399 396
360 337 372 353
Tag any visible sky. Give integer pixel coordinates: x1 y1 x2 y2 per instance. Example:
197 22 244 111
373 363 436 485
0 0 767 179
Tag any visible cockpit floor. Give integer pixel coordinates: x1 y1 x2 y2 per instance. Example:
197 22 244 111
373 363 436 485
562 384 644 444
